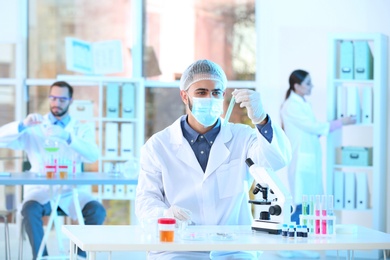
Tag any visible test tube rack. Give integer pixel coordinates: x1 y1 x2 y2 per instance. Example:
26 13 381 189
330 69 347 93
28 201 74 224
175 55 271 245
299 214 336 237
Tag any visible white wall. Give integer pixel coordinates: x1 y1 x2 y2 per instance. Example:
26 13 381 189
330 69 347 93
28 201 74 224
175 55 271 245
256 0 390 232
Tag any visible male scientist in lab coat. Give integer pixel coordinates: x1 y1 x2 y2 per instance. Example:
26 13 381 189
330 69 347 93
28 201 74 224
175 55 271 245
0 81 106 259
135 59 292 260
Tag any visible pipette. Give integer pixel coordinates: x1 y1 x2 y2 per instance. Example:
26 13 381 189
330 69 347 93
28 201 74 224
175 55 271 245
223 96 235 126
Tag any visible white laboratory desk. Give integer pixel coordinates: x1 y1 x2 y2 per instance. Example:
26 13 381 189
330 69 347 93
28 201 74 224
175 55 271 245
0 171 138 260
0 171 138 185
62 224 390 260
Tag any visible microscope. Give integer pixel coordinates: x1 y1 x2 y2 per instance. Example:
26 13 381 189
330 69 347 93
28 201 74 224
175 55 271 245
245 158 293 234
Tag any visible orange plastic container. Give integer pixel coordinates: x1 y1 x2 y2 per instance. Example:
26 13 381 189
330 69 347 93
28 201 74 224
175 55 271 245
158 218 176 242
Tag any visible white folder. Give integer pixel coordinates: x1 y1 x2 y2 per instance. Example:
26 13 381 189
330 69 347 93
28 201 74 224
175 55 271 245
103 185 114 197
121 123 134 158
346 87 361 123
344 173 356 209
115 185 126 197
69 100 94 119
103 162 115 197
336 86 348 119
126 184 137 200
354 41 373 80
355 172 368 209
361 87 373 124
334 171 345 209
105 123 118 158
339 41 354 79
106 83 120 118
122 83 135 118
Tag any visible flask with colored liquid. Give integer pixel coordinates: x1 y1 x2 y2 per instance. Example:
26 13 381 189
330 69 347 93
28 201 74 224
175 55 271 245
43 139 59 178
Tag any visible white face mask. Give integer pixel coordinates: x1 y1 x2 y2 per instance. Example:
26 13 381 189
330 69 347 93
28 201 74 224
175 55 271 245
190 97 224 127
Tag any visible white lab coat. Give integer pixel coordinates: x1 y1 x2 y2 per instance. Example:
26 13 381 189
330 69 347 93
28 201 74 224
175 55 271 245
0 114 99 219
135 115 291 259
280 91 329 205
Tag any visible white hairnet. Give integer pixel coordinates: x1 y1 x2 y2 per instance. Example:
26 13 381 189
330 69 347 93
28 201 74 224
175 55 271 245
179 59 227 91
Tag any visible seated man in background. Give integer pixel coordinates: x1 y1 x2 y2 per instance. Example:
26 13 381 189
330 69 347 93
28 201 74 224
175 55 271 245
0 81 106 259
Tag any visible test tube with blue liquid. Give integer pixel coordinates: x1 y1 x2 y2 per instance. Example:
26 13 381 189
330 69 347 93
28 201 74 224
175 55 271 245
327 195 334 235
321 195 327 235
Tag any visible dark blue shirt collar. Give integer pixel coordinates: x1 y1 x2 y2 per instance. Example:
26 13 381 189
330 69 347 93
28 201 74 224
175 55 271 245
181 116 221 146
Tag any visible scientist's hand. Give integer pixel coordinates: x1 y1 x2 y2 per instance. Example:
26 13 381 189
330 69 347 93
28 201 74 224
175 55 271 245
164 205 192 221
342 116 357 126
232 89 266 124
45 125 70 142
23 113 44 127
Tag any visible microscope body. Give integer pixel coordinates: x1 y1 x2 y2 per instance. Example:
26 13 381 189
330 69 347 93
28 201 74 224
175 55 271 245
246 158 293 234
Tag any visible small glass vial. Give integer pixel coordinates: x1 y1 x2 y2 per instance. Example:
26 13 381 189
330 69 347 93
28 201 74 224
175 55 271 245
158 218 176 242
288 225 295 239
302 225 308 238
296 225 303 239
281 224 288 238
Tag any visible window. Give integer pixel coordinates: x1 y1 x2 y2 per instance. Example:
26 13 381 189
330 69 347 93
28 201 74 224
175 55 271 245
144 0 256 138
28 0 133 78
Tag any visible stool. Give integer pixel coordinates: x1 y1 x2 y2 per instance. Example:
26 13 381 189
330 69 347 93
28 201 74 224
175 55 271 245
0 210 15 260
18 207 69 260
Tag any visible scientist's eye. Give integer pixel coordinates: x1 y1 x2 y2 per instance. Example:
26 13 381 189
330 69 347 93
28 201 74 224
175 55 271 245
211 90 223 97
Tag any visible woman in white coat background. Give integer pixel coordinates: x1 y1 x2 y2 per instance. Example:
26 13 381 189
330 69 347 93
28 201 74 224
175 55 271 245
135 59 292 260
280 69 356 225
0 81 106 259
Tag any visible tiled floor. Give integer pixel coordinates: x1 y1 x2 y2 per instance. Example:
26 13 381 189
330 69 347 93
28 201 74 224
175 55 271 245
0 223 384 260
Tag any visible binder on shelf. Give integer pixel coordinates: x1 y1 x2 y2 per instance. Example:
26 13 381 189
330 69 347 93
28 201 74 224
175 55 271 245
103 162 114 197
106 83 120 118
339 41 354 79
126 184 137 200
115 185 126 197
69 100 94 119
121 123 134 158
105 123 118 158
122 83 135 118
354 41 373 80
346 86 361 123
344 173 356 209
336 86 347 119
355 172 368 210
334 171 345 209
361 87 373 124
103 184 114 197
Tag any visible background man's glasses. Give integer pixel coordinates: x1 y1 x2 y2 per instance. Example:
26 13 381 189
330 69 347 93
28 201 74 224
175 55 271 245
48 95 71 103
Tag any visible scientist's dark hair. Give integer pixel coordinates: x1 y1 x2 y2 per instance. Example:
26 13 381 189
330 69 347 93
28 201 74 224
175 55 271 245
50 81 74 98
285 69 309 100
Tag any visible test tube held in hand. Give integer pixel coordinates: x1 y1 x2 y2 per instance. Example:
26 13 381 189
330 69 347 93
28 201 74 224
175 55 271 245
223 96 235 126
314 195 321 235
321 195 327 235
327 195 334 235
